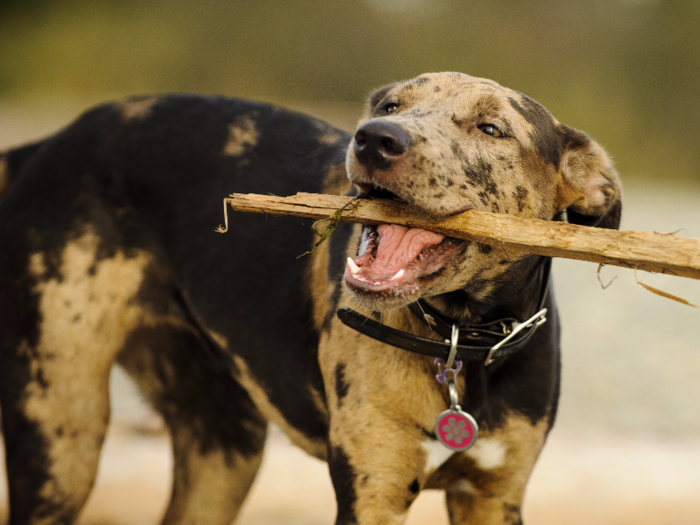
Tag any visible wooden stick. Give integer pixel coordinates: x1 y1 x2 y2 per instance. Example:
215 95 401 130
218 192 700 281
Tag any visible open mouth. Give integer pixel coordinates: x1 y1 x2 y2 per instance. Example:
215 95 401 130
344 186 467 296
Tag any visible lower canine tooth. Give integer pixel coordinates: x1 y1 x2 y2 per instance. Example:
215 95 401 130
390 269 405 281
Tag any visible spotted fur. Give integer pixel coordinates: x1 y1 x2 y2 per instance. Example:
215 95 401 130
0 73 621 524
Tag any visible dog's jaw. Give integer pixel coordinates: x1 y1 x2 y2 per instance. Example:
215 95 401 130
343 222 468 310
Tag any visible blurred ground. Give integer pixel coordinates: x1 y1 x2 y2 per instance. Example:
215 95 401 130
1 102 699 524
3 416 699 525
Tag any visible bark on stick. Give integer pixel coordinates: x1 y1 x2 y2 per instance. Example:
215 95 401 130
219 192 700 281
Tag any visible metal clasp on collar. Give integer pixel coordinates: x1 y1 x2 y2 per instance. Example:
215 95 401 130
433 323 479 451
483 308 548 366
435 323 462 383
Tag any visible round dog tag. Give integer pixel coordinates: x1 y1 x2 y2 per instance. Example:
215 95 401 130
435 408 478 451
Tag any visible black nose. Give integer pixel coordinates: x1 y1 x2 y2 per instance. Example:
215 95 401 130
353 120 412 169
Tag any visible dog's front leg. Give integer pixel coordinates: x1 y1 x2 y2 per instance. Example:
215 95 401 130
327 408 438 525
427 413 551 525
322 328 450 525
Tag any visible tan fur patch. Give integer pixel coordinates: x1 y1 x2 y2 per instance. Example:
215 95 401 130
318 130 344 145
24 229 151 506
318 302 461 522
29 250 47 278
164 423 264 523
223 113 259 157
28 230 150 363
306 233 331 335
560 138 621 216
447 479 478 494
201 324 229 351
120 98 157 122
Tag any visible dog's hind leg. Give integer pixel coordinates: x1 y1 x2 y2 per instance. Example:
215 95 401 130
163 421 266 525
0 231 150 524
117 312 267 525
0 347 113 524
0 353 113 524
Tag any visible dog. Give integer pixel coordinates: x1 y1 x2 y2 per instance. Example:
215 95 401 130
0 72 621 525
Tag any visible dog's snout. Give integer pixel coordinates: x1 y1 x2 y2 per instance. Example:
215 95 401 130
353 120 412 169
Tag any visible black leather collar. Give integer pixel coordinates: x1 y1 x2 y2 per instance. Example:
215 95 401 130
337 258 551 366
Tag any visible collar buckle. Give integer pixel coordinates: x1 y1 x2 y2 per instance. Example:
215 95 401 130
484 308 548 366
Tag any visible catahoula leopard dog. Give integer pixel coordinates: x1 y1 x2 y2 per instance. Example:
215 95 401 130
0 72 621 525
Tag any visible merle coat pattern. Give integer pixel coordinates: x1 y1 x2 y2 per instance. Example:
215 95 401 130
0 72 621 525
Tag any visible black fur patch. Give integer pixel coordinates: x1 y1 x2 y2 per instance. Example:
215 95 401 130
0 410 64 523
120 321 267 459
329 446 358 524
463 156 497 199
367 83 400 113
325 221 356 329
508 96 563 167
514 186 529 213
335 362 350 407
3 141 50 189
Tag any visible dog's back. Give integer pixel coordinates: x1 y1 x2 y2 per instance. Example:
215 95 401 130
0 95 349 523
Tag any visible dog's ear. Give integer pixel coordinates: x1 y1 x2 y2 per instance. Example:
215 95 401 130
558 126 622 230
363 82 400 119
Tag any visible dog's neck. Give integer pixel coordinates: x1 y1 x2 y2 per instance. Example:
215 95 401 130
421 255 549 328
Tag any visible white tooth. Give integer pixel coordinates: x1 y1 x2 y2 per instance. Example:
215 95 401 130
358 230 371 255
390 269 405 281
347 257 361 275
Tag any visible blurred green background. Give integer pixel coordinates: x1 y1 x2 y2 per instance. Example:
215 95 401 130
1 0 699 183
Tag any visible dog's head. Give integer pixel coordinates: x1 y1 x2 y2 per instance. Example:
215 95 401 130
343 72 621 311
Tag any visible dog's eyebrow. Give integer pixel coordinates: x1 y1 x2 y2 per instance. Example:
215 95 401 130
473 93 505 115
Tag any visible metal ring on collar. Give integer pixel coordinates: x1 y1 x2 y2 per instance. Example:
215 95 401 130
446 323 459 369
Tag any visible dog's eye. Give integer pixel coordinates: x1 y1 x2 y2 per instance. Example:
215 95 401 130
479 124 505 138
382 103 399 115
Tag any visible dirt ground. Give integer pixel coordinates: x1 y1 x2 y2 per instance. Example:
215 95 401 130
2 420 699 525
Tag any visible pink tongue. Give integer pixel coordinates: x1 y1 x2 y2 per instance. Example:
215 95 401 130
371 224 444 275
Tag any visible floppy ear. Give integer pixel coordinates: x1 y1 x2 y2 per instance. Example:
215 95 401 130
362 82 400 120
558 126 622 230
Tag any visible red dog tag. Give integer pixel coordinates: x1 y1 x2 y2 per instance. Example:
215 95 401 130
435 408 478 451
